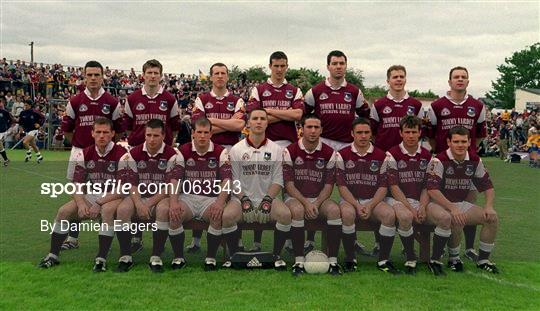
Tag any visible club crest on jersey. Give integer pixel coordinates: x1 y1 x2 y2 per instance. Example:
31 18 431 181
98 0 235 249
137 161 147 169
419 159 428 170
407 106 415 116
398 160 407 169
345 160 355 169
294 157 304 166
159 101 168 111
319 92 329 100
101 104 111 114
315 158 325 169
446 166 454 175
186 158 196 167
264 152 272 161
370 160 380 172
226 102 235 111
158 159 167 170
242 153 250 160
344 92 352 102
383 106 392 114
205 102 214 109
285 90 294 99
136 103 145 111
208 158 217 169
107 162 116 173
87 160 96 169
465 164 474 176
79 104 88 112
467 107 476 117
262 90 272 97
441 108 451 116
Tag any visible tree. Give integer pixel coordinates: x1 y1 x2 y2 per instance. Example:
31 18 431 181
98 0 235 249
409 89 438 99
345 68 365 90
285 67 324 93
244 66 268 83
487 42 540 108
228 65 243 83
363 85 387 100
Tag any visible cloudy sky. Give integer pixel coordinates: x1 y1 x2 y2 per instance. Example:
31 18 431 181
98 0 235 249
1 1 538 97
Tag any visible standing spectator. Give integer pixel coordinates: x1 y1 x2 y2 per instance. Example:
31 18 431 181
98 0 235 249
498 122 510 160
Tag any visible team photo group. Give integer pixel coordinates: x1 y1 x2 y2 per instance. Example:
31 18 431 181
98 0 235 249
33 50 499 277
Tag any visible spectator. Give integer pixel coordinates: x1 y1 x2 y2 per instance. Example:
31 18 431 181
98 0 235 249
498 122 510 160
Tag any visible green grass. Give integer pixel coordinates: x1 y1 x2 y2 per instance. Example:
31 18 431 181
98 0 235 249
1 150 539 310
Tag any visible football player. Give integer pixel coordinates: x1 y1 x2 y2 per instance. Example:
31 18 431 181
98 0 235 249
222 108 291 269
426 126 499 275
0 98 13 166
18 101 45 163
283 114 342 276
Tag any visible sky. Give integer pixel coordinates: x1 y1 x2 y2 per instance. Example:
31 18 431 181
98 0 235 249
1 1 538 97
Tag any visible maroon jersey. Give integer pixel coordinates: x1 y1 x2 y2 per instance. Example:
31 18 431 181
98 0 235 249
192 90 245 146
72 142 127 192
304 78 368 143
426 149 493 202
125 86 180 146
61 88 123 148
336 143 387 199
170 141 232 197
428 95 487 154
247 79 304 143
117 143 178 198
386 143 432 201
283 139 336 198
370 93 423 151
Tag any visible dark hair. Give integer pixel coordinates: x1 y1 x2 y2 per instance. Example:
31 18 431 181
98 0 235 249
449 66 468 80
327 50 347 65
84 61 103 74
269 51 288 65
300 114 321 127
351 117 370 130
387 65 407 79
248 108 267 120
447 126 470 139
93 117 114 131
210 63 228 76
143 59 163 75
146 118 165 133
399 115 422 131
192 117 212 131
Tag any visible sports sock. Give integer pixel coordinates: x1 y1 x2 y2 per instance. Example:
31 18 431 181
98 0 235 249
222 225 239 257
69 221 80 239
448 245 461 261
50 221 69 256
478 241 494 263
96 226 115 259
378 225 396 262
291 220 304 257
0 150 7 161
327 219 342 259
169 227 185 259
273 222 291 256
152 221 169 257
342 224 356 261
398 227 416 261
431 227 451 261
464 225 477 250
306 230 316 242
206 226 222 259
116 224 132 257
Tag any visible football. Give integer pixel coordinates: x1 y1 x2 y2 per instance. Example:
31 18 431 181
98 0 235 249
304 250 329 274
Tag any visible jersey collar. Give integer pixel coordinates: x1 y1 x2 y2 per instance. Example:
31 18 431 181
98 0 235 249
444 92 469 106
84 87 105 101
143 142 165 158
299 138 322 154
386 92 410 103
399 142 421 156
246 136 268 149
210 89 230 100
267 78 287 88
95 141 115 157
351 142 374 156
191 141 215 156
142 85 165 99
446 148 470 162
325 78 347 90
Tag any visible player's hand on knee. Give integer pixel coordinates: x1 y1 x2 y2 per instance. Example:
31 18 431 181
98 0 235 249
89 203 101 219
241 195 256 223
78 202 91 219
136 202 151 221
170 201 183 223
417 206 426 223
305 202 318 220
450 207 466 226
209 201 224 222
484 206 497 224
257 195 273 223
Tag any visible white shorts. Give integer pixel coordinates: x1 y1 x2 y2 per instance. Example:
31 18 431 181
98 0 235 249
455 201 475 213
321 137 348 151
179 193 216 220
67 146 83 180
339 198 371 206
284 195 316 204
274 140 292 149
230 196 263 208
386 197 420 210
26 129 39 138
84 193 102 206
0 132 6 145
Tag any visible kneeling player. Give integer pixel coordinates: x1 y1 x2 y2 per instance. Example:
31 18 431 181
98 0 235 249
115 119 178 272
222 108 292 269
337 118 400 274
283 114 342 275
385 116 432 274
38 118 126 270
427 126 499 274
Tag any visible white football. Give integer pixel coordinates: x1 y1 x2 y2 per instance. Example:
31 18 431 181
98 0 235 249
304 250 329 274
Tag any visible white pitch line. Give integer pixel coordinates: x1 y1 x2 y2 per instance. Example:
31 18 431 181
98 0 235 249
465 271 540 292
8 167 66 182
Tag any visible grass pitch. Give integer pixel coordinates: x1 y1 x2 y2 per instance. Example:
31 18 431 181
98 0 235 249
1 150 539 310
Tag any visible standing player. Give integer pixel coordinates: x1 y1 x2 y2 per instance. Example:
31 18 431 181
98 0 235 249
221 108 292 269
337 118 400 274
426 126 499 274
188 62 245 253
60 60 124 250
304 50 369 253
163 117 232 271
114 119 178 272
124 59 180 252
370 65 423 152
283 114 342 276
18 101 45 163
0 98 13 166
385 116 432 274
38 118 126 270
246 51 304 252
427 66 487 261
